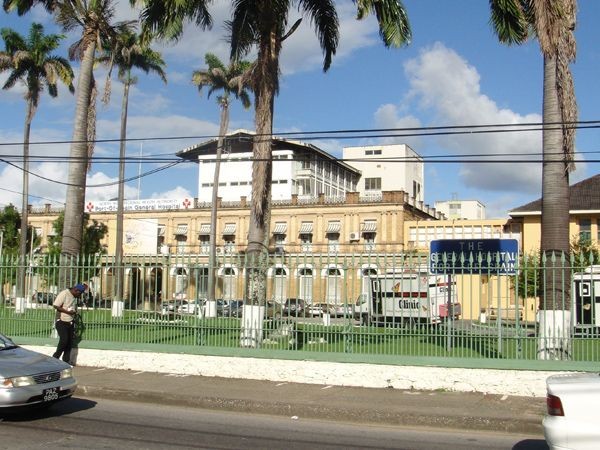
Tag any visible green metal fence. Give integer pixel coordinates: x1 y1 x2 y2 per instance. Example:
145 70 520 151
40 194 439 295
1 251 598 370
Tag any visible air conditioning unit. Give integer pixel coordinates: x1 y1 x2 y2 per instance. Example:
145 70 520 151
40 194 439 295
349 232 360 242
215 246 223 254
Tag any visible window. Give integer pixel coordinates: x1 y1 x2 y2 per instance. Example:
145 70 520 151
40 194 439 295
364 177 381 191
274 233 286 251
300 234 312 252
327 234 340 254
199 235 209 254
363 232 376 252
579 218 592 242
297 179 312 195
412 180 421 199
365 149 382 155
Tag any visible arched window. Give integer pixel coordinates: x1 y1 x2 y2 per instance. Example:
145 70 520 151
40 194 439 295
269 265 289 302
218 265 238 300
359 265 379 296
295 265 314 302
170 265 189 297
321 265 344 304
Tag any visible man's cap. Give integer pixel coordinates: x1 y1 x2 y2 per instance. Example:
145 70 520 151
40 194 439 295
73 283 86 292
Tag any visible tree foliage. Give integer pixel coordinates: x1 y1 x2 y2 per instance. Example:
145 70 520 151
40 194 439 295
47 211 108 257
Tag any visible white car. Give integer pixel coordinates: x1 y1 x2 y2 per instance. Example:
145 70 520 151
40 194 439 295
543 372 600 449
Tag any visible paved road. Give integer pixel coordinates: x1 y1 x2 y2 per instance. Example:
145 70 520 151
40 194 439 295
0 397 549 450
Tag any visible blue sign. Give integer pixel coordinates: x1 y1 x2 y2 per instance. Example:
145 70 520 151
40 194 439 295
429 239 519 275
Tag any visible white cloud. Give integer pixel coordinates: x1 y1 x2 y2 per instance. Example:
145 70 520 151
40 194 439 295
150 186 193 200
373 104 423 148
166 70 191 85
402 42 543 194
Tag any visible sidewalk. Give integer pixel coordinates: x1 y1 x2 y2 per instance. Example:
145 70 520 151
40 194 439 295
73 365 546 435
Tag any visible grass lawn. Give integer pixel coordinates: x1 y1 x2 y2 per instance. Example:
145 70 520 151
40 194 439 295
1 306 598 361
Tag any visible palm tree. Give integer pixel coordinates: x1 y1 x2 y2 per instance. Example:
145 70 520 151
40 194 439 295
489 0 577 360
97 29 166 310
134 0 411 307
229 0 411 306
192 53 252 307
0 23 74 303
4 0 135 286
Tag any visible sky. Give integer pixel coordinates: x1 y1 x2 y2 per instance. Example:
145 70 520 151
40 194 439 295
1 0 599 219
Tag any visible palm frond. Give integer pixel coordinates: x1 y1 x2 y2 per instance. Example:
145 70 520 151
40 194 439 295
354 0 411 48
489 0 530 45
135 0 212 41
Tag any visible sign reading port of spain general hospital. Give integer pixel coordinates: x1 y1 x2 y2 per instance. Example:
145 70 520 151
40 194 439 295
429 239 519 275
86 198 192 213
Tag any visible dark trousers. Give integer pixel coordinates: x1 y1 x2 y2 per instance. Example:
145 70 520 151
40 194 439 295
53 320 74 363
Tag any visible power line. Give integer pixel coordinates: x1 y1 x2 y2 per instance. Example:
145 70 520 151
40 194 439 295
0 120 599 147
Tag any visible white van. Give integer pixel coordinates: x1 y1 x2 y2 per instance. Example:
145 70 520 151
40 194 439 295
354 270 461 325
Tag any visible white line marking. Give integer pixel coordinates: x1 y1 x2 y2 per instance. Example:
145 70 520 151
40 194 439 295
321 385 333 390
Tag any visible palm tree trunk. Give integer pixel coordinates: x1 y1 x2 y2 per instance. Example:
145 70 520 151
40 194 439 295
207 102 229 307
241 34 278 348
17 99 33 308
60 40 96 286
538 53 572 360
245 82 274 307
114 77 130 316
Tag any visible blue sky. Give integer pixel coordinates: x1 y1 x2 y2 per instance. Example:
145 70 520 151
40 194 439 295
1 0 599 219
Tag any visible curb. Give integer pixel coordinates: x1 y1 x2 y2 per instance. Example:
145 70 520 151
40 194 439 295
76 384 544 435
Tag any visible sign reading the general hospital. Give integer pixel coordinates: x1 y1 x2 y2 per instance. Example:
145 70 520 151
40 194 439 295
86 198 192 213
429 239 518 275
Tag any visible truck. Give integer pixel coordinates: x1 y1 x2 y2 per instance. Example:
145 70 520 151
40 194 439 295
354 269 462 326
572 265 600 331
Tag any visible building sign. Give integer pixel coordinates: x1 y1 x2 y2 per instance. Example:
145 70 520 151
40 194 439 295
86 198 192 213
124 218 158 255
429 239 519 275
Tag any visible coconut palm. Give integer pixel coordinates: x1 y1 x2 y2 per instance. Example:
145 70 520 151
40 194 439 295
192 53 253 305
4 0 136 285
97 29 166 307
489 0 577 360
0 23 74 302
229 0 411 305
134 0 411 306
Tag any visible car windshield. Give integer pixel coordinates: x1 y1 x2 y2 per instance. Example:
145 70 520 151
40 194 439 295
0 333 18 350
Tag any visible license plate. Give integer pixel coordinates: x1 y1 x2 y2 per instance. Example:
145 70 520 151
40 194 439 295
43 387 59 402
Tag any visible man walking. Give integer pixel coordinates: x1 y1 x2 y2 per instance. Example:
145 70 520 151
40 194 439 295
52 283 85 363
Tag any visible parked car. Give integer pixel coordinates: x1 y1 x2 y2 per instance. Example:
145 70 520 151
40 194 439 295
215 300 244 318
543 372 600 449
177 300 203 315
226 300 244 318
161 300 185 316
329 302 354 317
308 302 328 317
0 332 77 410
283 298 306 317
264 301 283 320
31 292 56 305
95 298 112 309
